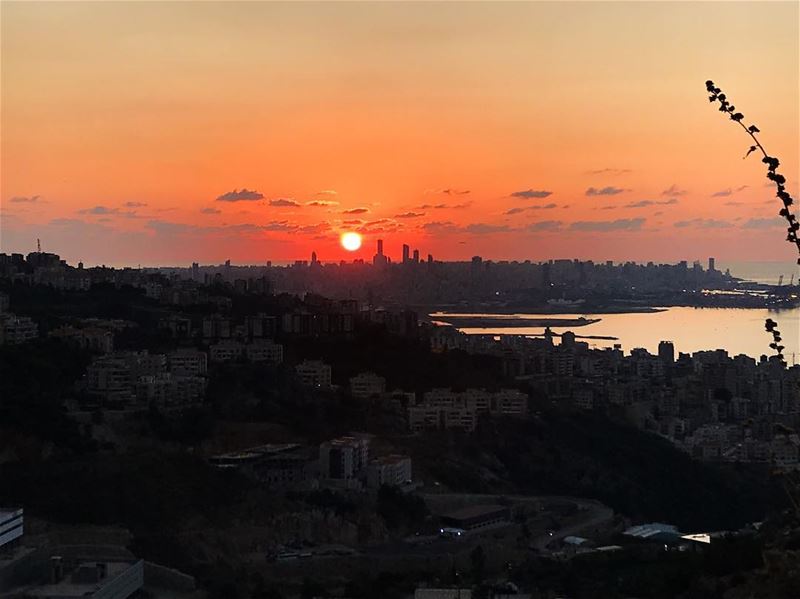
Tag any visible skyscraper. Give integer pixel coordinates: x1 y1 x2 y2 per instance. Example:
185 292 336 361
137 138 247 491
402 244 410 264
412 249 420 263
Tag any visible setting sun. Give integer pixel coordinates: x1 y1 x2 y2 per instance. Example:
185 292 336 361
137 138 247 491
340 232 362 252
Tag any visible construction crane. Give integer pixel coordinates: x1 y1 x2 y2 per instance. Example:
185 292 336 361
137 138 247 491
37 238 41 253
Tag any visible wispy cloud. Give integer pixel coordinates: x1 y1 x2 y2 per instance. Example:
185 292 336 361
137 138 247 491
124 201 148 207
200 207 221 214
415 201 472 210
395 212 425 219
741 217 784 229
9 195 41 203
77 205 139 218
674 218 733 229
587 168 631 175
511 189 553 199
526 220 563 232
343 207 369 215
623 199 678 209
505 203 557 215
661 184 688 197
216 188 264 202
585 186 629 197
570 218 645 231
424 188 470 196
711 185 748 197
269 198 300 207
307 200 339 207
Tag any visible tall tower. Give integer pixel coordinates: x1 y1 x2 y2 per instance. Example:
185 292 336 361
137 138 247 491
377 239 384 257
412 249 420 263
402 244 410 264
708 257 716 272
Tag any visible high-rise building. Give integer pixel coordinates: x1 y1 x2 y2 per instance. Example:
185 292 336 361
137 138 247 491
402 244 410 264
708 257 716 271
311 251 318 265
373 239 387 266
658 341 675 364
412 249 420 263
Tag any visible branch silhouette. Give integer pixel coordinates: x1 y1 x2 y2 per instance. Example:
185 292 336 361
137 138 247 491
705 80 798 365
705 80 800 262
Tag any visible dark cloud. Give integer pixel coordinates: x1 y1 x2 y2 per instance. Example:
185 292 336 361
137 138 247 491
262 221 297 232
570 218 645 231
269 198 300 207
395 212 425 219
200 207 221 214
443 188 470 195
342 219 364 225
421 221 458 233
307 200 339 207
511 189 553 199
343 207 369 214
216 188 264 202
742 217 784 229
586 186 629 196
674 218 733 229
124 201 148 207
662 184 688 197
10 195 41 203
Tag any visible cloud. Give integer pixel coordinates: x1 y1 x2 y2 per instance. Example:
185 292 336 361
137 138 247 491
307 200 339 207
724 201 744 207
674 218 733 229
77 205 139 218
269 198 300 207
511 189 553 199
505 203 557 215
342 207 369 214
421 221 458 233
395 212 425 219
342 219 364 225
262 221 297 232
9 195 41 203
415 201 472 210
201 207 221 214
465 223 511 234
662 184 688 197
216 188 264 202
316 190 338 196
711 185 748 198
742 217 784 229
586 186 629 196
588 168 632 175
424 188 470 196
124 201 147 207
527 220 563 232
623 199 678 208
570 218 645 231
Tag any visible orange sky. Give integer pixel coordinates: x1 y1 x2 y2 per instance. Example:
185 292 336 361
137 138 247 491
1 1 798 266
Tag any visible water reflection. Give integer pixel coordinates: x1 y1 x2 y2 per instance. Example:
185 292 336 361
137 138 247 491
433 307 800 361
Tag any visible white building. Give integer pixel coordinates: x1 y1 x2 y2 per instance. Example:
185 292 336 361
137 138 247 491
350 372 386 398
245 340 284 364
319 435 370 480
366 455 412 489
296 360 332 388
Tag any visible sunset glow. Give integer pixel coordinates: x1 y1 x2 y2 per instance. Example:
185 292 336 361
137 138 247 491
1 2 797 266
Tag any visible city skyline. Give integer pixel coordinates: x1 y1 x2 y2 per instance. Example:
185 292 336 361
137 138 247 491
2 2 798 266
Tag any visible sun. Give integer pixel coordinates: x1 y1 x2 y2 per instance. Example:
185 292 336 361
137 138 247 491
340 231 362 252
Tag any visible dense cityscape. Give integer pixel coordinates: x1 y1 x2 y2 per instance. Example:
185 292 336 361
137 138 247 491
2 248 800 598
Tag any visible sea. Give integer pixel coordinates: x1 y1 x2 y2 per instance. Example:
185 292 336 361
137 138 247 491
433 261 800 362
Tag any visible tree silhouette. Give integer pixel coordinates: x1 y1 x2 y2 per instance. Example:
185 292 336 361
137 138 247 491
705 80 799 364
